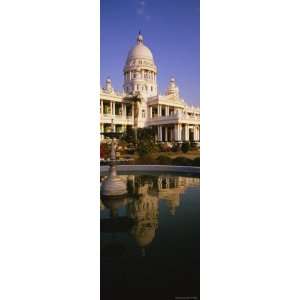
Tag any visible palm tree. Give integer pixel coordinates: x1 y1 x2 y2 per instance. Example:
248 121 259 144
124 91 142 145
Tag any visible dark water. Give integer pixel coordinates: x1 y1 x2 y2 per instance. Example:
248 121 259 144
100 174 200 300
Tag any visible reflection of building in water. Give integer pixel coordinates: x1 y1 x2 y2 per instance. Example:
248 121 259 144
157 176 199 215
101 195 128 218
127 179 159 255
100 175 199 254
100 199 105 210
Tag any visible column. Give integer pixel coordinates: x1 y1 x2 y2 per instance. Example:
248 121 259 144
100 100 103 115
158 126 162 141
166 127 169 142
174 125 178 141
192 126 195 141
193 126 196 141
178 124 182 141
112 102 115 116
185 125 189 141
166 106 169 116
158 105 161 117
124 104 127 118
122 103 125 117
157 126 160 141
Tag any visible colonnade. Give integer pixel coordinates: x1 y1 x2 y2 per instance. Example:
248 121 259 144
149 104 177 118
156 124 200 142
100 99 132 118
100 123 128 133
124 70 157 81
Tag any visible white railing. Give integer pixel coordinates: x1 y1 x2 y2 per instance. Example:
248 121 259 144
147 113 199 125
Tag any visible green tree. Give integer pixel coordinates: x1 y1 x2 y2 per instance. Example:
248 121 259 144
136 127 157 158
181 142 190 153
124 92 142 145
121 127 135 144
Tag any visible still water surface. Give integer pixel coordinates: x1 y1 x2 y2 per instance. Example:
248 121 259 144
101 173 200 300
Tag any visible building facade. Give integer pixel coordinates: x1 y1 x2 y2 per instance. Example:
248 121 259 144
100 32 200 143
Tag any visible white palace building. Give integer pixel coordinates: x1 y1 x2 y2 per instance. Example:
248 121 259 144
100 32 200 143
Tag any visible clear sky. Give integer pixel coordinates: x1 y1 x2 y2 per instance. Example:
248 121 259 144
100 0 200 106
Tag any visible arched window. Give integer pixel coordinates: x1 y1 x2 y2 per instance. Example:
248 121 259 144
151 86 153 91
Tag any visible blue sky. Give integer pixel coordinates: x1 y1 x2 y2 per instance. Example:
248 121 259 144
100 0 200 106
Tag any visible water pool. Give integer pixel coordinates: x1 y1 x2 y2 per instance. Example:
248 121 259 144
100 173 200 300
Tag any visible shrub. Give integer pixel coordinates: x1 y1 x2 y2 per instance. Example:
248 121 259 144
100 143 111 159
181 142 190 153
136 142 149 157
136 140 158 158
171 142 180 152
126 148 135 155
192 157 200 166
156 155 172 165
137 127 156 141
135 155 156 165
190 142 198 149
159 143 172 152
172 156 193 166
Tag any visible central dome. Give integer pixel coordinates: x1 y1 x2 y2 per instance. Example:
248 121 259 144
123 32 158 97
127 43 153 60
126 32 154 62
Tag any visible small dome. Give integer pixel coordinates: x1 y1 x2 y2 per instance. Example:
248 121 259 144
166 77 180 97
106 77 111 83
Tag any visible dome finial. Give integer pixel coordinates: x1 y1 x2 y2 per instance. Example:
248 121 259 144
137 31 143 44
